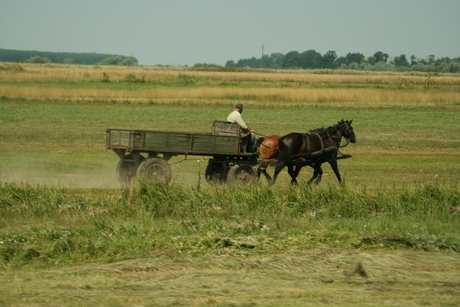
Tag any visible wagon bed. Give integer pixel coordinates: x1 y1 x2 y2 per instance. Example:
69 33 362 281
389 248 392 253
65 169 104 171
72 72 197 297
106 121 259 185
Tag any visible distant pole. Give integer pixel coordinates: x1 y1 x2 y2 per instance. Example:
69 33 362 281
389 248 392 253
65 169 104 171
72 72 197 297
261 43 265 68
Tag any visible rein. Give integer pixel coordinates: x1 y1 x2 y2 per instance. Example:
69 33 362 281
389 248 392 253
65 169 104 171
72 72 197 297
254 132 280 150
340 139 351 148
253 121 353 152
258 140 278 150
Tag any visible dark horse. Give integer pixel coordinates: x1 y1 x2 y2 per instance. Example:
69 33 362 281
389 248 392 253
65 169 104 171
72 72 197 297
271 120 356 186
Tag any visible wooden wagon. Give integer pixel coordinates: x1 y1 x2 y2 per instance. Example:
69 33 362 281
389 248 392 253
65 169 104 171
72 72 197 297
106 121 259 185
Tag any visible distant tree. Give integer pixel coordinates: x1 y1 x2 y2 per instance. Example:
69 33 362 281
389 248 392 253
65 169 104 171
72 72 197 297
368 51 389 64
322 50 337 68
298 49 322 69
268 52 284 69
393 54 409 67
98 56 137 66
26 56 51 63
234 57 260 68
0 49 138 65
225 60 236 67
260 54 269 68
193 63 221 68
282 51 300 68
62 58 75 64
223 50 460 73
344 52 365 65
365 61 394 71
334 56 347 67
347 62 361 70
259 53 284 69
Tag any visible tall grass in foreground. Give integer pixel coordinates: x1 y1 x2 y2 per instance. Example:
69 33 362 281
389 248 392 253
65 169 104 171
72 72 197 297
1 181 459 269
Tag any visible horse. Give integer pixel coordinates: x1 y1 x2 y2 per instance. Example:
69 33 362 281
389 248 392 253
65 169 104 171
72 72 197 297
256 135 280 184
256 135 305 185
271 119 356 186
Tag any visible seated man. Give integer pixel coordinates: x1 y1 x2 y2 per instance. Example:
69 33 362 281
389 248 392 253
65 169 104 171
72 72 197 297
227 103 256 153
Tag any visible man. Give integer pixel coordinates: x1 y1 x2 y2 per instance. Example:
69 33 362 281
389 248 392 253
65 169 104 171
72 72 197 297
227 103 256 153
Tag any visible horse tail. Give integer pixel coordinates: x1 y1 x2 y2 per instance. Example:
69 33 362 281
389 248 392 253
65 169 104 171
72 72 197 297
256 137 265 151
277 136 290 162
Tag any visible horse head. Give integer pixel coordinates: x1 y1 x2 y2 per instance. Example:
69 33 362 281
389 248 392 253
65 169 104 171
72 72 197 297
338 119 356 143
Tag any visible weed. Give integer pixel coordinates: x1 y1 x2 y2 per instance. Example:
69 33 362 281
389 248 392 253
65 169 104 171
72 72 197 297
101 72 110 82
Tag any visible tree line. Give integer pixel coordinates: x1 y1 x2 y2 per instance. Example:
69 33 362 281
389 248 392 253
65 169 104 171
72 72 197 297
0 49 138 66
225 50 460 73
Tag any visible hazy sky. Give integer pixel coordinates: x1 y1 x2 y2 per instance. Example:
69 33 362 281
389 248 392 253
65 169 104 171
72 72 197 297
1 0 459 66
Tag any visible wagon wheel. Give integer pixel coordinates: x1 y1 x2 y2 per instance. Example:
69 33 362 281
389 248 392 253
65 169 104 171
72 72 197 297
136 157 172 183
205 162 226 184
116 154 145 185
227 164 256 185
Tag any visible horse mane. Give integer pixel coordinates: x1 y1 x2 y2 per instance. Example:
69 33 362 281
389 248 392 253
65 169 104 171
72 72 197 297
328 119 350 131
308 119 352 138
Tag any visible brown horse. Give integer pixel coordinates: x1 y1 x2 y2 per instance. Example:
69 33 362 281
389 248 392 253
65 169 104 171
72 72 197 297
257 135 305 185
256 135 280 183
271 120 356 186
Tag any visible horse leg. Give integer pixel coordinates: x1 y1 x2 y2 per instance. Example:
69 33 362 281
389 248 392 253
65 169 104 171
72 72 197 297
293 165 303 180
315 165 323 184
308 167 318 184
288 165 304 185
314 166 323 184
257 164 272 184
272 160 286 185
307 164 323 185
287 164 298 185
329 159 342 184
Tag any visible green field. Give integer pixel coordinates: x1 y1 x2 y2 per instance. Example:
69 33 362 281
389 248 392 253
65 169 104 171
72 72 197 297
1 100 458 189
0 63 460 306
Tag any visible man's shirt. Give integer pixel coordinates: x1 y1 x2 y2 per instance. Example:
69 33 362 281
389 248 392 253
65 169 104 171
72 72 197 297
227 110 248 130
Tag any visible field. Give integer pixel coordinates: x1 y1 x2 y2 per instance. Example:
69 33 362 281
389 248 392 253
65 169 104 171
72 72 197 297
0 63 460 306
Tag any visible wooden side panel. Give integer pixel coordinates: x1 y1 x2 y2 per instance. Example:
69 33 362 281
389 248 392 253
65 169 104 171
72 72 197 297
212 121 240 136
168 134 192 150
143 131 168 148
107 129 241 155
214 136 240 153
109 130 131 147
192 135 239 154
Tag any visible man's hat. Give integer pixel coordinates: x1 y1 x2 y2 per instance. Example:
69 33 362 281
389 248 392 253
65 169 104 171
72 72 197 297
235 103 244 110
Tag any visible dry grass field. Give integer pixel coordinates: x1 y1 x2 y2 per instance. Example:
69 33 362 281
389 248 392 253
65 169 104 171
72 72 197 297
2 63 460 108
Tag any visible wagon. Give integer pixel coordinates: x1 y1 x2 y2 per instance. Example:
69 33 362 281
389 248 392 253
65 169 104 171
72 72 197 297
106 121 259 185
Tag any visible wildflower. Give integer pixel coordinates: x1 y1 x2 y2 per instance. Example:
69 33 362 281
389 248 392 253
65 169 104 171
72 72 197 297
261 224 270 233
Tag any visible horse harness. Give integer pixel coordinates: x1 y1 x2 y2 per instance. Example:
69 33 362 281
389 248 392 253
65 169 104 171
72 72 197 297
290 126 344 163
257 122 353 163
